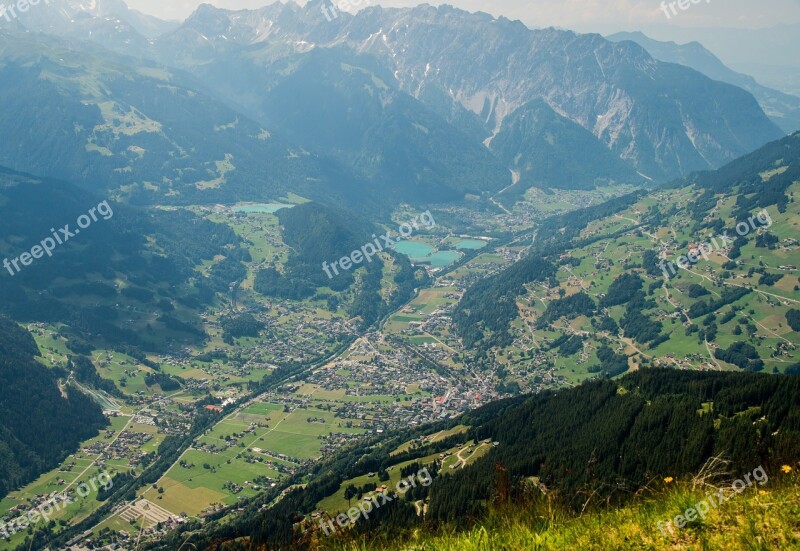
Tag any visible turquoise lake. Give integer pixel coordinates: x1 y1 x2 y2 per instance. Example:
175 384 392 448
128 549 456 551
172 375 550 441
392 241 436 258
392 241 462 267
234 203 293 213
455 239 488 250
425 251 462 267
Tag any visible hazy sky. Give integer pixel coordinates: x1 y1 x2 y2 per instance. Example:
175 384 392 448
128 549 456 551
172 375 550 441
126 0 800 33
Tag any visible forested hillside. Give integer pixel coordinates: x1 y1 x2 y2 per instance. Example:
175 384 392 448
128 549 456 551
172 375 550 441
428 370 800 519
0 317 105 498
146 369 800 550
255 203 426 328
453 191 644 350
0 2 797 550
0 31 379 210
0 166 247 353
453 133 800 374
490 99 643 192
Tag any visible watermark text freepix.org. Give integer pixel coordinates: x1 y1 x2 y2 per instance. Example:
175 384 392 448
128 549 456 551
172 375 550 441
658 209 771 278
320 0 368 22
656 465 768 537
0 472 113 539
322 211 436 279
661 0 711 20
0 0 50 22
3 199 114 277
319 467 433 536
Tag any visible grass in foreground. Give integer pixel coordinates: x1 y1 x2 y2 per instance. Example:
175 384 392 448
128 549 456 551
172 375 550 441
322 473 800 550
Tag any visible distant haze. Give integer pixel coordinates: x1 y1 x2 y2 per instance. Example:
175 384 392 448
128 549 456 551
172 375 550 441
126 0 800 90
126 0 800 32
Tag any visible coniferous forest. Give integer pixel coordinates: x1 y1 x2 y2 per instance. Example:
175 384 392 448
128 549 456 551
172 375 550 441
1 3 799 550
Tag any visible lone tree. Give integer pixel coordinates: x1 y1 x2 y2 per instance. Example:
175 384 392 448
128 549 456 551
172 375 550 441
344 484 358 507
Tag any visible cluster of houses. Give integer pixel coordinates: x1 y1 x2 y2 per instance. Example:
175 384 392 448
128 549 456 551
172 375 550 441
101 430 153 463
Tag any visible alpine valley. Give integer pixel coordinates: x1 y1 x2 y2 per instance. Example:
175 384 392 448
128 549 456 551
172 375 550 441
0 1 798 550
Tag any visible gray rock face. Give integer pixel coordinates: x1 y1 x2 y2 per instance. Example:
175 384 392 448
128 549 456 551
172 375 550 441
5 1 787 185
608 31 800 134
151 3 783 181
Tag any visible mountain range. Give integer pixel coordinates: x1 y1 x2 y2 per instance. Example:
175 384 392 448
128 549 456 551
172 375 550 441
607 31 800 134
636 23 800 98
0 2 798 550
152 1 783 181
0 0 788 204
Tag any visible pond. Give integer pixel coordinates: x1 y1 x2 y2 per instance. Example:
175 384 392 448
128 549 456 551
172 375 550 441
425 251 462 267
455 239 488 250
392 241 462 267
234 203 293 214
392 241 436 259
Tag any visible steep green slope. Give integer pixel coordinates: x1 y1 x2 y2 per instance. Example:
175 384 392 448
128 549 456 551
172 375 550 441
333 479 800 550
425 370 800 518
255 202 427 328
490 99 643 192
144 369 800 550
0 316 106 498
0 165 245 352
607 31 800 134
167 47 512 203
452 132 800 378
0 30 371 209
